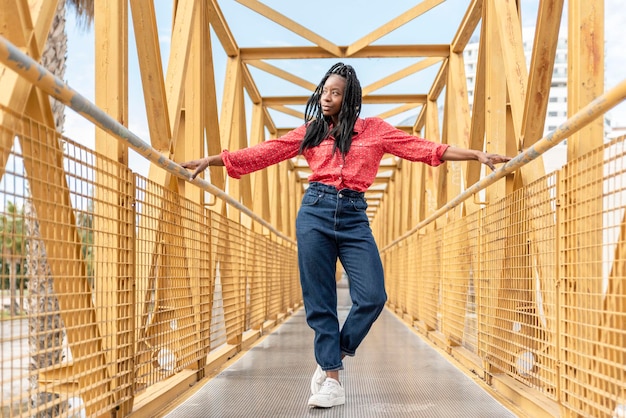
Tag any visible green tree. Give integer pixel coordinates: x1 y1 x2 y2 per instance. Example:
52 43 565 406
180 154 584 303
0 201 26 315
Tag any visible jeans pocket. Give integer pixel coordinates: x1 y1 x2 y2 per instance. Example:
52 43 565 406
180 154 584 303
350 199 368 212
302 193 321 206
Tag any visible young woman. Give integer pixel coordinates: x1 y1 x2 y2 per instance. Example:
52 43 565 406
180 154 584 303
180 63 510 408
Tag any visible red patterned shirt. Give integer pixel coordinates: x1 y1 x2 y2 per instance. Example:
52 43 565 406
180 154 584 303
221 117 449 192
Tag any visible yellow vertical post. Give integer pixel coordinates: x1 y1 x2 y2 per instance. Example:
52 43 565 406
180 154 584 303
563 1 604 415
93 1 134 414
444 51 471 219
177 0 207 377
424 99 442 224
400 160 412 233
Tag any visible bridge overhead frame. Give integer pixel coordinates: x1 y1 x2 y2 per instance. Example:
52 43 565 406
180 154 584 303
0 0 607 230
1 0 624 417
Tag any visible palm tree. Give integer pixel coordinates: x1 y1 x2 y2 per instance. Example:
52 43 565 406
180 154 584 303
39 0 94 131
76 200 95 284
27 1 94 415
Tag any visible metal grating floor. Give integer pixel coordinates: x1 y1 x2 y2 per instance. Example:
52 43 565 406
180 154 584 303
164 282 517 418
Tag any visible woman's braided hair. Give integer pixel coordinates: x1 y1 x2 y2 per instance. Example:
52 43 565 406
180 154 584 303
299 63 362 157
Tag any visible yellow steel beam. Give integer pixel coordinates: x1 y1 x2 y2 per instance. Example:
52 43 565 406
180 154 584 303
180 0 209 375
206 0 238 57
93 0 133 414
520 0 564 151
129 0 171 151
565 1 605 414
493 0 528 142
376 103 421 121
444 50 472 219
262 94 428 106
235 0 342 56
203 27 227 192
452 0 483 53
165 0 196 150
250 103 271 225
245 59 317 92
346 0 445 56
267 105 304 120
239 44 450 60
362 57 443 96
484 0 511 204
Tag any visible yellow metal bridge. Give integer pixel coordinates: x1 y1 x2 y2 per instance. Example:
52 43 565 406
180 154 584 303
1 0 625 417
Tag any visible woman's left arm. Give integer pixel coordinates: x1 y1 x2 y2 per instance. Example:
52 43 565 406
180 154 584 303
441 147 511 171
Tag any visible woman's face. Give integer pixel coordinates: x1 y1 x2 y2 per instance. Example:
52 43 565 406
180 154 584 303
320 74 345 123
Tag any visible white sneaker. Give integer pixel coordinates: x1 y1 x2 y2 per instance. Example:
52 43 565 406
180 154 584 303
310 364 326 394
307 378 345 408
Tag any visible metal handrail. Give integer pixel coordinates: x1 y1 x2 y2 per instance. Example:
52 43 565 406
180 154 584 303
382 79 626 251
0 35 295 245
3 34 625 251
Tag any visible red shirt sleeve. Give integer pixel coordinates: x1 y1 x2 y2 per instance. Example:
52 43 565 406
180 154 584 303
221 125 306 178
376 119 449 166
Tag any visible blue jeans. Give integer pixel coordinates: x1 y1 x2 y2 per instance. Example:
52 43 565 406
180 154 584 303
296 182 387 372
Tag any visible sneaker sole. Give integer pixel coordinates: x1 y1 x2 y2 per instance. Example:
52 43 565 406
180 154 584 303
307 396 345 408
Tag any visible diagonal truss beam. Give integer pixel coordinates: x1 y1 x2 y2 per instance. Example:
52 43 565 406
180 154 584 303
235 0 342 56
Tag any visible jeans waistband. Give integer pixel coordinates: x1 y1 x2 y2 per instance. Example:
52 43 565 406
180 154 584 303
307 182 365 199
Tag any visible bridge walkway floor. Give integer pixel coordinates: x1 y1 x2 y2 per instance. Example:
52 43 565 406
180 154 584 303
164 281 517 418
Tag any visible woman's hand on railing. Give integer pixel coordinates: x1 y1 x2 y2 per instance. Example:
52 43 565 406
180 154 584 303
180 157 210 179
180 155 224 179
476 152 511 171
441 147 512 171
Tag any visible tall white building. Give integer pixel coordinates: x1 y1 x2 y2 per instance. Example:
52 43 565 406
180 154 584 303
463 27 612 172
400 27 611 173
464 27 573 139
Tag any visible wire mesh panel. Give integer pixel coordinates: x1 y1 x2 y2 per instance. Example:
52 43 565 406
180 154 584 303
406 233 421 320
209 214 244 346
479 194 516 375
441 214 478 349
396 239 410 314
406 233 420 322
0 105 300 417
418 228 442 331
560 136 626 417
519 173 559 396
265 238 283 320
288 244 300 309
383 245 399 310
243 227 265 330
478 175 559 394
462 211 481 353
478 180 559 393
278 241 290 314
0 106 134 417
133 175 212 390
278 239 299 311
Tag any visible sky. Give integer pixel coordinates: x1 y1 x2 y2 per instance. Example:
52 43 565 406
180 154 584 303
61 0 626 177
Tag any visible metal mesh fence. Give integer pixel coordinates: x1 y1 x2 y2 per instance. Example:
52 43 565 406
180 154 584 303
383 137 626 417
0 106 299 417
3 105 626 416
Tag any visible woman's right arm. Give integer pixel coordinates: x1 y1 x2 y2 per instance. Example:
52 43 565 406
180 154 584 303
180 155 224 179
181 124 307 180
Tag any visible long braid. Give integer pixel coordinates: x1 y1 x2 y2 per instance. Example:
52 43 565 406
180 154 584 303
299 63 362 156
